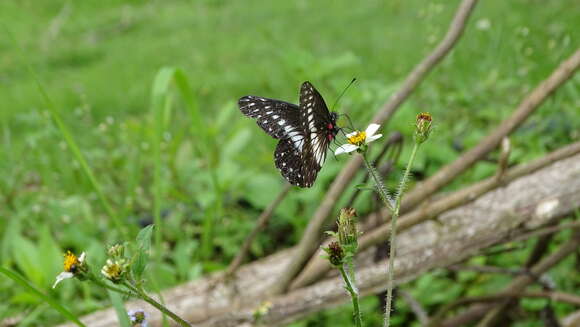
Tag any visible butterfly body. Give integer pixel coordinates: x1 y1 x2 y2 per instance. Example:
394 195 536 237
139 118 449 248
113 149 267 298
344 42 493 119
238 81 339 188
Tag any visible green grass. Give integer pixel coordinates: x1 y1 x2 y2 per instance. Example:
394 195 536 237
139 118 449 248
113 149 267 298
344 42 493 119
1 0 579 325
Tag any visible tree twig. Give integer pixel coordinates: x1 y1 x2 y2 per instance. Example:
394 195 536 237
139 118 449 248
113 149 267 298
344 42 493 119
400 290 429 325
271 0 480 295
429 290 580 326
432 229 580 327
224 184 292 278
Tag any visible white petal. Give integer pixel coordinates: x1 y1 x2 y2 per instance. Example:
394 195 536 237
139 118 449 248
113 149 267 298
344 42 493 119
365 124 381 138
366 134 383 143
335 144 358 155
79 252 86 263
53 272 74 288
345 131 359 138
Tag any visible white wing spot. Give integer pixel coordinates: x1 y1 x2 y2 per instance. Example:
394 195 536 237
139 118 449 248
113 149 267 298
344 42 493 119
263 120 268 123
266 111 273 114
278 120 285 125
272 115 279 119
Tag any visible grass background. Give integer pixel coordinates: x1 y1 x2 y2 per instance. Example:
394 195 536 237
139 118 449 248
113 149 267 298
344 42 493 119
0 0 579 325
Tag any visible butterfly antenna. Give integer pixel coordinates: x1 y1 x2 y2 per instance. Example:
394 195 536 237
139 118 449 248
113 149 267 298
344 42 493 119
330 78 357 111
341 113 356 130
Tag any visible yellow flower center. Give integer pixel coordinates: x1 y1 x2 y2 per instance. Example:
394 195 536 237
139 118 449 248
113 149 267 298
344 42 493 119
104 264 122 278
63 251 79 272
347 131 366 146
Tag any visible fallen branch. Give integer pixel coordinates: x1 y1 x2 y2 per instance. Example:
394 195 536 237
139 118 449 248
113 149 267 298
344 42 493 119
271 0 480 295
58 152 580 327
290 141 580 289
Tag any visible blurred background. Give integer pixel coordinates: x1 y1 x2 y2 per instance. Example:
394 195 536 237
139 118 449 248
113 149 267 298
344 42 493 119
0 0 578 325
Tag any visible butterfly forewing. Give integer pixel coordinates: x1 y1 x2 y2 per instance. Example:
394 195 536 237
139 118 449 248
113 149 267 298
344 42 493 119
299 82 333 169
238 96 303 140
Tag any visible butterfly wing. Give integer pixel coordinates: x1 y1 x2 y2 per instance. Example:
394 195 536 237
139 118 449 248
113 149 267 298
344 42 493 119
238 96 302 140
274 138 309 187
298 81 335 186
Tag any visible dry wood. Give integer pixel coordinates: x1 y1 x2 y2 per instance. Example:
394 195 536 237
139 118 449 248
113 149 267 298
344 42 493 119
271 0 480 295
59 152 580 327
290 141 580 289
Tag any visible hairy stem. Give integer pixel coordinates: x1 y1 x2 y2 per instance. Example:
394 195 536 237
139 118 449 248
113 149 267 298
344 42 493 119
361 142 420 327
338 265 363 327
123 282 191 327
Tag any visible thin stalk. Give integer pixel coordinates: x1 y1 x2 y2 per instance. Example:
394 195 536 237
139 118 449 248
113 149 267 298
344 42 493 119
338 265 363 327
89 278 134 297
123 282 191 327
361 142 420 327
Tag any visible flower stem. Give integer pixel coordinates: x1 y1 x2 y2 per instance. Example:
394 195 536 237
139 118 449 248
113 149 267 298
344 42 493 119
338 265 363 327
123 282 191 327
90 278 135 297
360 142 420 327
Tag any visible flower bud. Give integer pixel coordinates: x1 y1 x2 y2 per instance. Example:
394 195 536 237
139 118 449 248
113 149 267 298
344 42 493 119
107 244 125 258
324 241 345 267
338 208 358 251
414 112 433 144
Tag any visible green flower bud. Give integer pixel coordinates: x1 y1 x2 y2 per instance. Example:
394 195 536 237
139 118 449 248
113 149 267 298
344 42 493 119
414 112 433 144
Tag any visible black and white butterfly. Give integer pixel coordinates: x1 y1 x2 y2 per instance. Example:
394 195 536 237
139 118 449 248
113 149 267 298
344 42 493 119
238 81 340 188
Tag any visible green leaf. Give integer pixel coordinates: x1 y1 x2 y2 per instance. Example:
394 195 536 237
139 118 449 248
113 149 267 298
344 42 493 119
132 225 154 280
0 267 85 327
354 183 374 191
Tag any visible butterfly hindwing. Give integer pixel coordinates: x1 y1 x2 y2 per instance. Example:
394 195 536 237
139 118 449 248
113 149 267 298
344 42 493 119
274 138 313 188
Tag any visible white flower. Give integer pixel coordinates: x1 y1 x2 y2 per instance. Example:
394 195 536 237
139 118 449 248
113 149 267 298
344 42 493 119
335 123 383 155
53 252 86 288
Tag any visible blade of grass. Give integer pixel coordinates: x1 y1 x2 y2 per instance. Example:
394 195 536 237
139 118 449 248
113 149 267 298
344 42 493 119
149 67 220 261
0 266 86 327
2 24 129 240
108 290 131 327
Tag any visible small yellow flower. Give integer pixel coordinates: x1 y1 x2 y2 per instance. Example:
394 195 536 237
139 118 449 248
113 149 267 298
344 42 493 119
64 250 83 273
335 124 383 155
348 131 367 146
101 259 127 283
53 251 87 288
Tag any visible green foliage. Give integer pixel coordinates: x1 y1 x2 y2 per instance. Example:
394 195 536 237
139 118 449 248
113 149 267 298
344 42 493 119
132 225 154 281
0 0 579 325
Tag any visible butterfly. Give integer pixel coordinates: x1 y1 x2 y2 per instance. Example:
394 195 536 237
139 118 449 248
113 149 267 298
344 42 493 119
238 81 340 188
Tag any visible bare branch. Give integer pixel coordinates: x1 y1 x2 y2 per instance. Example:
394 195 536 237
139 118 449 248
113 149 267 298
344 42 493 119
224 184 292 278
